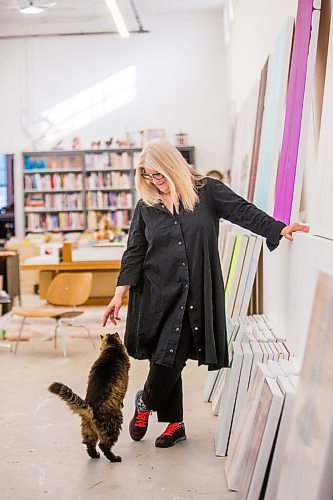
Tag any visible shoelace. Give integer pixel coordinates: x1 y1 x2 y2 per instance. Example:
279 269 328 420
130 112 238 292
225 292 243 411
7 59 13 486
162 423 182 436
135 410 152 427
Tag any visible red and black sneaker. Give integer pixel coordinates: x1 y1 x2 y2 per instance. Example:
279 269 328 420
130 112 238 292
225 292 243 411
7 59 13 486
155 422 186 448
129 390 152 441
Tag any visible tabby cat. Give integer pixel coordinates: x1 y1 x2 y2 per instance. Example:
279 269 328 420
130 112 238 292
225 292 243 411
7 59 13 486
48 332 130 462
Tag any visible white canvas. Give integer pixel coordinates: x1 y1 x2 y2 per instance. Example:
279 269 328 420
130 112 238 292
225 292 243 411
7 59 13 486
239 237 263 317
248 341 264 390
254 17 294 215
203 370 220 402
265 376 296 500
231 342 254 435
221 230 238 284
211 368 228 416
277 271 333 500
226 234 250 319
232 235 257 320
215 342 244 457
238 377 284 500
225 363 273 491
312 5 333 238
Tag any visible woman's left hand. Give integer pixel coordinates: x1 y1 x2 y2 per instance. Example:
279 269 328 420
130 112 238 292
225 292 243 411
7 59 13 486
280 223 309 241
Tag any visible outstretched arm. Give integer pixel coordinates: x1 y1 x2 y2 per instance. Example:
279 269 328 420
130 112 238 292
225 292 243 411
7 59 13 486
102 201 147 327
210 179 308 250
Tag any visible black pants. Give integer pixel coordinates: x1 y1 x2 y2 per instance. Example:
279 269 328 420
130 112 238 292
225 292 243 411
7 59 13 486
142 312 194 423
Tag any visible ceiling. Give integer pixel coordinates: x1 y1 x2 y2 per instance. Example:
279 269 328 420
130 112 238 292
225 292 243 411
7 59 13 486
0 0 225 37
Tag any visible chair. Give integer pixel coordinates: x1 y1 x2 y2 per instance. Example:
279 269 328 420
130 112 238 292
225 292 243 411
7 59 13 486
12 272 95 356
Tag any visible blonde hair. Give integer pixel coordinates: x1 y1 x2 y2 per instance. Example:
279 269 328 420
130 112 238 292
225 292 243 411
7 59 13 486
136 139 205 212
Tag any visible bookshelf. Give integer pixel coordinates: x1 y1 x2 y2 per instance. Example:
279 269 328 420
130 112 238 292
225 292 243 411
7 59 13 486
23 146 195 234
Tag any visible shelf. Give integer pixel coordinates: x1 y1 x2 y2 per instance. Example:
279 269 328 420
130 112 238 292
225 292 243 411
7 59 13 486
25 208 84 213
23 147 195 235
86 207 132 211
23 148 142 156
85 187 132 191
85 168 132 173
24 189 83 193
24 169 83 174
89 226 130 231
26 228 85 233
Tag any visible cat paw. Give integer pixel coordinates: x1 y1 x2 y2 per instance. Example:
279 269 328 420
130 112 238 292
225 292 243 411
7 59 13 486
111 455 122 462
86 446 100 459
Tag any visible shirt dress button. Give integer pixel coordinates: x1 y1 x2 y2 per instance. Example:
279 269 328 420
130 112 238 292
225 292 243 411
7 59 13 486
198 348 202 352
194 326 199 331
181 262 186 266
174 221 178 224
169 349 174 353
189 305 194 309
180 305 184 310
161 204 165 208
178 241 182 245
175 327 180 331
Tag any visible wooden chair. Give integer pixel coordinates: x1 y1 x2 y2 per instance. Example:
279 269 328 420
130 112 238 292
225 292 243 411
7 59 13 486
12 272 95 356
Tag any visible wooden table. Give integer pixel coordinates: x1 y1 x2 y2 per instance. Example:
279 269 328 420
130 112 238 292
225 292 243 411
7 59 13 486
21 260 126 305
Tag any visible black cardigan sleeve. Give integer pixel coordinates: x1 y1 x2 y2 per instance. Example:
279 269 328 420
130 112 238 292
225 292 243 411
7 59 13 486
117 201 148 287
209 178 286 251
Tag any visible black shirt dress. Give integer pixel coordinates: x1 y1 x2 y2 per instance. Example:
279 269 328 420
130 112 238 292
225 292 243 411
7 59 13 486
117 178 285 371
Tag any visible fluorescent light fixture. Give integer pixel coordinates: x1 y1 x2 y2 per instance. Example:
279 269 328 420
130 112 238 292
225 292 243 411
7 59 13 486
20 2 44 14
105 0 130 38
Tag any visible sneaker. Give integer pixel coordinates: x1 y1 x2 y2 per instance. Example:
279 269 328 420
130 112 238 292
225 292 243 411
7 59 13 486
129 390 151 441
155 422 186 448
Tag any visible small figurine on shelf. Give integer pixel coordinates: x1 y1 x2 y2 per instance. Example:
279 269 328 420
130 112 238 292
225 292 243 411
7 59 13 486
72 136 81 150
91 140 101 149
96 214 116 242
116 139 131 148
105 138 113 148
175 131 188 146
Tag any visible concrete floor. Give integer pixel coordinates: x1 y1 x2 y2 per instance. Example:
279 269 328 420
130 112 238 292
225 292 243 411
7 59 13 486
0 338 236 500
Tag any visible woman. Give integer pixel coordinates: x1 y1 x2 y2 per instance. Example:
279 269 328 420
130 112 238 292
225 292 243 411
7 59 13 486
102 139 308 448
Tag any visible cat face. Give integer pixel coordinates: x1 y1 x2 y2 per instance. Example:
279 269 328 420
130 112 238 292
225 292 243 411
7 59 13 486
100 332 122 351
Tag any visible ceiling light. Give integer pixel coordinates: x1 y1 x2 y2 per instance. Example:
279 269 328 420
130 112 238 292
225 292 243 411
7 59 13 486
105 0 130 38
20 2 44 14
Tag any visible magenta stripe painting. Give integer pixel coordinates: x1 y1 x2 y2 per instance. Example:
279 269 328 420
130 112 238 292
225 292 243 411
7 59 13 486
273 0 318 224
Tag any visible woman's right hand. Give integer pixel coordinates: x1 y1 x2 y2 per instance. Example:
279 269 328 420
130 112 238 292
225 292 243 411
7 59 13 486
102 295 123 327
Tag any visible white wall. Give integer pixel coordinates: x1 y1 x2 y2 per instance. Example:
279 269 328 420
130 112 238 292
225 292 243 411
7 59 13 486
226 0 298 111
263 234 333 365
0 13 227 174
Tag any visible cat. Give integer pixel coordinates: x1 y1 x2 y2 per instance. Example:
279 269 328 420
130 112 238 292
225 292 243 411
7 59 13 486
48 332 130 462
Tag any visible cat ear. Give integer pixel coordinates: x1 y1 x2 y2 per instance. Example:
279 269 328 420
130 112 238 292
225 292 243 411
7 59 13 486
100 334 104 340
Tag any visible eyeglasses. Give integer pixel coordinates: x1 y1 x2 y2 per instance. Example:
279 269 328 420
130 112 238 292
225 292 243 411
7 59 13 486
141 172 165 181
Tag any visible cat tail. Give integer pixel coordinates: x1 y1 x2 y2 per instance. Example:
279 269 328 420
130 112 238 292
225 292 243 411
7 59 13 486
48 382 93 419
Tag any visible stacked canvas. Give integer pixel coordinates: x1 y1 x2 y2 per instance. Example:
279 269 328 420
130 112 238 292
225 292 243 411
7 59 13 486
203 222 264 402
213 315 293 457
218 220 263 322
223 271 333 499
224 362 300 499
204 312 291 406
